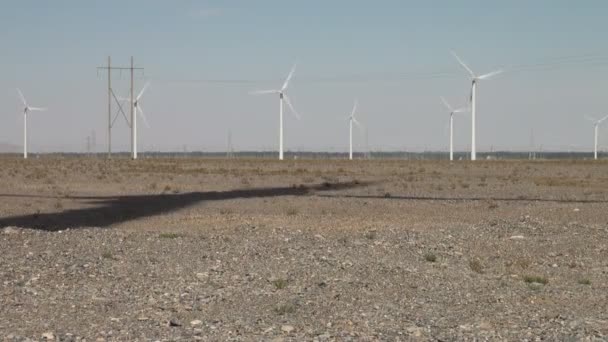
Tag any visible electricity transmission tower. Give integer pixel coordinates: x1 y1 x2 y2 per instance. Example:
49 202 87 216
227 130 235 158
97 56 144 159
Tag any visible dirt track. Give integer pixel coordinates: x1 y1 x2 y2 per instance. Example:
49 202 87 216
1 157 607 341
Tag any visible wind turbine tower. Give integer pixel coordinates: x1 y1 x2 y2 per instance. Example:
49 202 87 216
250 64 300 160
17 89 47 159
440 96 468 161
586 114 608 160
451 51 503 161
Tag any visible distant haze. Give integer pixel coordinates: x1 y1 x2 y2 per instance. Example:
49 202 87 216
1 1 608 153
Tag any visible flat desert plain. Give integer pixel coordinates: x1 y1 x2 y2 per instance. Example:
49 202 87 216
1 157 607 341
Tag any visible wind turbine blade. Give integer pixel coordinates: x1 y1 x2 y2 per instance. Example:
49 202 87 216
17 89 27 106
440 96 454 112
281 63 297 91
249 89 278 95
477 69 504 80
351 99 358 118
450 50 475 77
354 119 365 132
598 114 608 124
283 94 300 120
585 115 598 123
453 106 468 113
137 106 151 128
136 82 150 100
28 107 47 111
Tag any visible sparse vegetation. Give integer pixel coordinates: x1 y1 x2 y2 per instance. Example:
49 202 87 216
274 302 296 315
578 278 591 285
424 253 437 263
469 259 484 274
523 275 548 285
159 232 180 239
101 251 114 260
272 278 288 290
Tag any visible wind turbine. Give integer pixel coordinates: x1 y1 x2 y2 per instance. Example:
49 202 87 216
585 114 608 160
250 64 300 160
451 51 503 161
348 100 363 160
17 89 47 159
120 82 150 159
440 96 468 161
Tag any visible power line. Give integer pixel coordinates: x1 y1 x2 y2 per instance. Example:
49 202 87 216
143 52 608 86
97 57 144 159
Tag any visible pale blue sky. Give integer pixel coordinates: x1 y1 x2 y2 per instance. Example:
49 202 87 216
1 1 608 152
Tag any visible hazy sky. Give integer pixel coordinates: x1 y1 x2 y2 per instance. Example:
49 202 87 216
1 0 608 153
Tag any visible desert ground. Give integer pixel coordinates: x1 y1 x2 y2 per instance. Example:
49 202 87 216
0 156 607 341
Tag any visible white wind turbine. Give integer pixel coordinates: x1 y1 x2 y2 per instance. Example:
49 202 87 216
250 64 300 160
451 51 503 161
348 100 363 160
120 82 150 159
585 114 608 160
440 96 468 161
17 89 47 159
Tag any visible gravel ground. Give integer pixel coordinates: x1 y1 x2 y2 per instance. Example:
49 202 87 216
1 157 607 341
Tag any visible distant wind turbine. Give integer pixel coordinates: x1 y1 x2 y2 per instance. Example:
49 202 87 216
348 100 363 160
451 51 503 161
440 96 468 161
120 82 150 160
17 89 47 159
585 114 608 160
250 64 300 160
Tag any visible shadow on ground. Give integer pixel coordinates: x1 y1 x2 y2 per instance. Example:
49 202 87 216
317 194 608 204
0 181 366 231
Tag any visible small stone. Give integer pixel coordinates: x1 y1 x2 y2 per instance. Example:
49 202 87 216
137 316 149 321
406 326 423 337
281 325 295 333
573 208 580 212
42 332 55 340
190 320 202 326
509 235 525 240
3 227 20 234
167 319 182 327
317 333 331 341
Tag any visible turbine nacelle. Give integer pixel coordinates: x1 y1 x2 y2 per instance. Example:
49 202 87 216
451 51 503 82
586 114 608 126
440 96 468 116
17 89 47 114
250 63 300 120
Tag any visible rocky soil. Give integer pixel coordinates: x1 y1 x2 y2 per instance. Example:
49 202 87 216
1 157 607 341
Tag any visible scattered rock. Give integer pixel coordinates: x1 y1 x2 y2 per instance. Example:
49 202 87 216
41 332 55 340
2 226 20 234
190 320 202 326
167 319 182 327
281 325 295 333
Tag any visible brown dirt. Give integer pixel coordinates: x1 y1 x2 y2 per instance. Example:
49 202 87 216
1 157 607 341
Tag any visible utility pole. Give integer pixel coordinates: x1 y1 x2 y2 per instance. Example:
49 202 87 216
97 56 144 159
107 56 111 158
86 136 91 155
91 130 97 154
227 129 234 158
130 56 136 160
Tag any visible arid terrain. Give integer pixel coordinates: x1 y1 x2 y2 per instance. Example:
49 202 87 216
1 157 607 341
